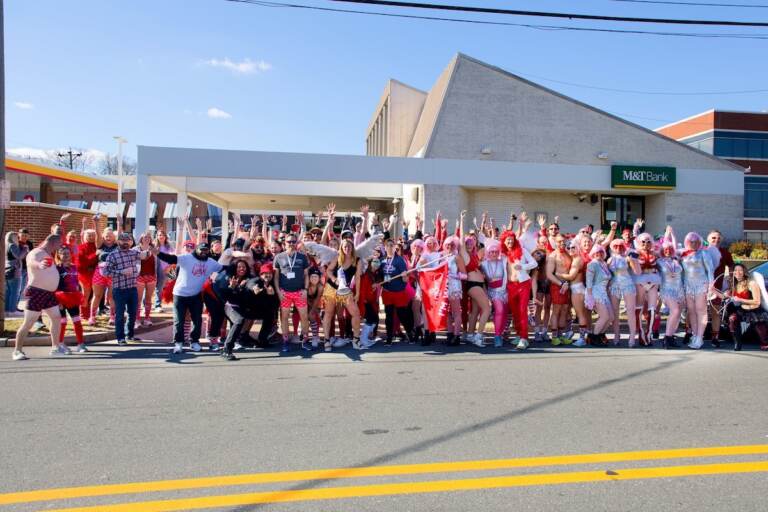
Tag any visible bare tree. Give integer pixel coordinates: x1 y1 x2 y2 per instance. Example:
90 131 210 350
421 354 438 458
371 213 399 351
45 147 97 172
98 153 137 176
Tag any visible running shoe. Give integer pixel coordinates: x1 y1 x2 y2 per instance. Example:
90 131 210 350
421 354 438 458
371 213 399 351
76 344 89 353
233 342 244 352
516 338 529 350
551 337 561 346
209 342 221 352
117 339 127 346
190 342 202 352
57 343 72 354
172 342 183 354
12 350 28 361
222 352 238 361
142 319 153 327
560 337 573 346
281 342 290 353
572 338 587 348
493 336 503 348
87 317 97 326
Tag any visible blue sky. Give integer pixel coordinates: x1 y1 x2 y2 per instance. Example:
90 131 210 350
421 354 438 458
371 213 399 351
6 0 768 165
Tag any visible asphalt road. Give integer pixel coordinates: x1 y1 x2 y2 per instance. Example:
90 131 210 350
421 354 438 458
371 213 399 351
1 325 767 511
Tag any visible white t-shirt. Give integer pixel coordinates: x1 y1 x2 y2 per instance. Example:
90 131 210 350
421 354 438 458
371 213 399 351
172 253 222 297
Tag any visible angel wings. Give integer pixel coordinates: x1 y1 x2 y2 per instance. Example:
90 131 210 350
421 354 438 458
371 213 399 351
303 233 384 271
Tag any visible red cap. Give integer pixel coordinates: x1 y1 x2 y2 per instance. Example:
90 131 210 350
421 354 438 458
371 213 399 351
259 262 274 274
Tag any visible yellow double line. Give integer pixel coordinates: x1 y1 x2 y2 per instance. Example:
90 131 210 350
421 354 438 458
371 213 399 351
3 445 768 511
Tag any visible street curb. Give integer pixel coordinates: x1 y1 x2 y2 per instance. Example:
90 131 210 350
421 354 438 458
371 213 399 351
0 319 173 347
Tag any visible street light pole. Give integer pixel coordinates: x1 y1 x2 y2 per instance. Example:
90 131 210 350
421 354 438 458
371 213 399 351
113 136 127 229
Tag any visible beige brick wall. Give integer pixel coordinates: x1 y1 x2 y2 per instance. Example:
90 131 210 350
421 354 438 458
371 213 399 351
663 193 742 242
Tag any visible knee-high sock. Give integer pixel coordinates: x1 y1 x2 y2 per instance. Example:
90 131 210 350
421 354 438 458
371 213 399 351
73 317 84 344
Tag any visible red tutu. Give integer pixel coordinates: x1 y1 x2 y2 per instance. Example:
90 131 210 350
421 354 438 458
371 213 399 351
55 291 83 309
161 279 176 304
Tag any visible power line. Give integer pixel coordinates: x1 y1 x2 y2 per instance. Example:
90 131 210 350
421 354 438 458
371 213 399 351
225 0 768 39
329 0 768 26
608 0 768 8
509 70 768 95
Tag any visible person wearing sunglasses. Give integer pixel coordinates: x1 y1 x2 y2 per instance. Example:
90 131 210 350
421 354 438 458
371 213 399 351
273 235 310 352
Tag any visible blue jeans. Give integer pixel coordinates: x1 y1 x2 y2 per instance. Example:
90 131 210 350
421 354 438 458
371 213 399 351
5 276 20 312
154 265 167 308
113 287 138 341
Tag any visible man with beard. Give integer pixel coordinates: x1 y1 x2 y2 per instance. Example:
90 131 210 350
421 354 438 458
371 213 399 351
156 242 222 354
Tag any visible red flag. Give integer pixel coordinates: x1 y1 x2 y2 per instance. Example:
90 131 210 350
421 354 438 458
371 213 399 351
418 263 449 332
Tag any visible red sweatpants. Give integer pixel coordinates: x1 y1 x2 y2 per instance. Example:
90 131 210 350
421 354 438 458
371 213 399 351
507 280 532 340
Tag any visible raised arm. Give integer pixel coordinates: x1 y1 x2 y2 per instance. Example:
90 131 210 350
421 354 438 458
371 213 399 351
321 203 336 245
600 221 618 248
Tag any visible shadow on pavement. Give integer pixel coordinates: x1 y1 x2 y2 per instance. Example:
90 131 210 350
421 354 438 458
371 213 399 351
227 353 694 511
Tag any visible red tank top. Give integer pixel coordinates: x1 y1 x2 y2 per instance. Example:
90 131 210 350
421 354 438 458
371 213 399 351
140 254 156 276
466 252 480 273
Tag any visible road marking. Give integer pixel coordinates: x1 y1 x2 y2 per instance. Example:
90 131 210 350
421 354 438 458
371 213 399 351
45 460 768 511
2 445 768 506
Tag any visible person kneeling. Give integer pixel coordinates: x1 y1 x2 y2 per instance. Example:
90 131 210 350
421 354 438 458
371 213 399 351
221 262 280 361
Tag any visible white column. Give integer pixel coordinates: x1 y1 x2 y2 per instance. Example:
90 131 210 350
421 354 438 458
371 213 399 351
176 190 188 242
134 172 150 236
221 204 230 246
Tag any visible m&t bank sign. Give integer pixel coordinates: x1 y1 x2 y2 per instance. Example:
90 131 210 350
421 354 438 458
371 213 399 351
611 165 676 190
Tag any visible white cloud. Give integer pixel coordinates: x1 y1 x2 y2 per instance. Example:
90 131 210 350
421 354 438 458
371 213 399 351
207 107 232 119
7 147 48 159
14 101 34 110
203 58 272 75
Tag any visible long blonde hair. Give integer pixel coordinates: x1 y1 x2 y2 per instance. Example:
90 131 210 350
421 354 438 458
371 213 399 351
337 239 356 267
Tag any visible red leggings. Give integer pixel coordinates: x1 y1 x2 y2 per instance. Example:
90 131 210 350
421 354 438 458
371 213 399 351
507 280 532 340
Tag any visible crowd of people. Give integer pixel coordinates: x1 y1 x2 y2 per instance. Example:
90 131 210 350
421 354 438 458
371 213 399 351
7 205 768 362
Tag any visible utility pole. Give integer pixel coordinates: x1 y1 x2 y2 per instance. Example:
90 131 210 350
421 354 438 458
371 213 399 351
57 147 83 170
1 0 6 331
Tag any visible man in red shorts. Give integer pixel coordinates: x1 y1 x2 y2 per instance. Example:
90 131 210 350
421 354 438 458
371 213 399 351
273 234 310 353
546 235 573 345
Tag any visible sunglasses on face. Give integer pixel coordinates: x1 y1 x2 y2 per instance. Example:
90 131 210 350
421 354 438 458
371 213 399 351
286 240 297 245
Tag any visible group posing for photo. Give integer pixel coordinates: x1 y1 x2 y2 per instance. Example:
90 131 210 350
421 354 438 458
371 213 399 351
8 206 768 361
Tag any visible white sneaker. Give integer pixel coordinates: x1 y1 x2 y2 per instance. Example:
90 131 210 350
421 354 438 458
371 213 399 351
516 338 530 350
190 342 202 352
332 337 350 348
573 338 587 347
233 342 244 351
152 306 163 313
172 342 183 354
473 332 484 347
87 317 97 326
57 343 72 355
311 337 320 349
12 350 28 361
76 344 88 353
687 336 703 350
142 318 153 327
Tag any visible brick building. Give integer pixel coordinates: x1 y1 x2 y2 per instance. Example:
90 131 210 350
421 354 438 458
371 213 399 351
656 110 767 241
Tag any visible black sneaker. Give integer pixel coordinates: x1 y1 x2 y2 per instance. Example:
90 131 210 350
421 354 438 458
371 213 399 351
117 339 127 346
127 336 141 342
223 352 238 361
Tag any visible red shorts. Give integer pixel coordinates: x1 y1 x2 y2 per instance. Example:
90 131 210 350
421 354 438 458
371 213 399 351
550 283 571 305
281 290 307 309
137 274 157 285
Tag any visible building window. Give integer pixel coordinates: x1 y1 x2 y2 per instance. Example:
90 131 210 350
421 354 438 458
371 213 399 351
601 195 645 231
714 137 768 159
745 177 768 219
745 231 768 242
